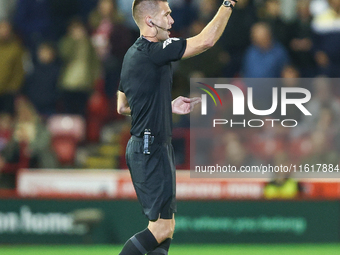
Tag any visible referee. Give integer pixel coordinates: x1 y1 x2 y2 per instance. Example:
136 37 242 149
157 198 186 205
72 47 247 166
117 0 237 254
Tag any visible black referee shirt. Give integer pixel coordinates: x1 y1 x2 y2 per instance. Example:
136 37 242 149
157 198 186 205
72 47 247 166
119 36 187 141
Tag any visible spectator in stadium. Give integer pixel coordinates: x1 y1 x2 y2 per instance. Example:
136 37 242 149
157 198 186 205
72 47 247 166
310 0 330 16
292 77 340 137
89 0 133 98
116 0 139 32
277 65 304 122
0 112 13 188
0 20 25 115
168 0 198 36
13 0 52 62
49 0 81 41
0 97 58 188
0 113 12 153
264 151 301 199
315 103 340 137
220 0 257 77
308 101 340 157
23 42 61 116
0 157 9 188
288 0 317 77
178 20 227 79
196 0 220 23
77 0 99 23
0 0 17 20
312 0 340 77
219 132 263 177
242 22 290 110
58 19 100 116
0 113 16 189
281 64 300 80
300 130 339 166
242 22 290 78
260 0 290 48
89 0 124 59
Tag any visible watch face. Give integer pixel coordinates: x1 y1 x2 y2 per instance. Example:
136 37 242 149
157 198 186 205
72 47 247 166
224 1 232 7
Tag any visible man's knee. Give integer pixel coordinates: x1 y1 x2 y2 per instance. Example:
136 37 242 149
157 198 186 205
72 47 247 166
172 217 175 229
148 218 174 243
162 225 174 240
152 224 173 242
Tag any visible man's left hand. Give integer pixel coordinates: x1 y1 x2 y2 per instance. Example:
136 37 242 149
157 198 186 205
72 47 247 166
172 96 201 115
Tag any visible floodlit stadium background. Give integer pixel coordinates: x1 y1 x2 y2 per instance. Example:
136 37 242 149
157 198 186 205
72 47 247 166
1 0 340 254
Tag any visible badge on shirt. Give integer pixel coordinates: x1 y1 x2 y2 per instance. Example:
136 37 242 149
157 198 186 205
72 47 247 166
163 38 180 49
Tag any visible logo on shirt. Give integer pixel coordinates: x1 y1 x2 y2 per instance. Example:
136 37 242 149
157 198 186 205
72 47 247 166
163 38 180 49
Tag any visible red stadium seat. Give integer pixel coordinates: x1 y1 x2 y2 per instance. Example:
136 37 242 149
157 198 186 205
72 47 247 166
51 136 77 165
289 137 313 161
87 90 109 142
47 115 85 166
248 136 285 161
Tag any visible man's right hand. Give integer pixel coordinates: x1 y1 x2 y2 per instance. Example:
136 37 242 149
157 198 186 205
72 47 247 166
182 0 238 59
117 91 131 116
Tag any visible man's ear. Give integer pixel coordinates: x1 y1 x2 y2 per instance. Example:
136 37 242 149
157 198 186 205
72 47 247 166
145 16 153 27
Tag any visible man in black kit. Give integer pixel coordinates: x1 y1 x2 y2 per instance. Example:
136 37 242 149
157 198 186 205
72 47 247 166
117 0 237 254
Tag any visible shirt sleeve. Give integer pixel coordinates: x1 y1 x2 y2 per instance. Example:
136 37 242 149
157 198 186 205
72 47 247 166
118 81 124 92
148 38 187 66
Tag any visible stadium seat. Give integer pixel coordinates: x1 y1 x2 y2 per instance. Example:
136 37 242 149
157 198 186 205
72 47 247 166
1 142 30 174
87 89 110 142
47 115 85 166
51 136 78 165
248 136 285 161
289 137 313 161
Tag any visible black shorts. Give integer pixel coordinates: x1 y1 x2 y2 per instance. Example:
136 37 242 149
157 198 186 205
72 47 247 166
126 136 176 221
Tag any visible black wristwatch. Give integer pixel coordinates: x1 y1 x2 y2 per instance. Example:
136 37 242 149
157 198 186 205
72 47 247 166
222 0 234 9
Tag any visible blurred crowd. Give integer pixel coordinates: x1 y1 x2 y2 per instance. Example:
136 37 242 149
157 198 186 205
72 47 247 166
0 0 340 192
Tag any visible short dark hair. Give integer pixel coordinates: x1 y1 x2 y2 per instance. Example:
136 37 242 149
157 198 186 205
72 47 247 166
132 0 167 26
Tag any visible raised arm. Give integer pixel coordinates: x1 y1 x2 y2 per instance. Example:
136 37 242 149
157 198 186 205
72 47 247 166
182 0 236 59
117 91 131 116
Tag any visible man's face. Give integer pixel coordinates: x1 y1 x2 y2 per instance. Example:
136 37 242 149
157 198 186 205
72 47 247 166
0 21 11 41
152 2 174 41
99 0 115 17
251 25 272 50
38 45 55 64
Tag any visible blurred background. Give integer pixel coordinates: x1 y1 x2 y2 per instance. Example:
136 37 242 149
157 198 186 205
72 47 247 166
0 0 340 252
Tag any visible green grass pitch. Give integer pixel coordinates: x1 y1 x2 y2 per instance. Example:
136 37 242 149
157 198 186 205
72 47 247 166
0 244 340 255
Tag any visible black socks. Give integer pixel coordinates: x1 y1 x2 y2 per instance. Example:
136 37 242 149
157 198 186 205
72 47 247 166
147 238 172 255
119 228 159 255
